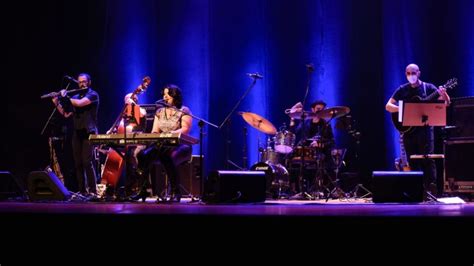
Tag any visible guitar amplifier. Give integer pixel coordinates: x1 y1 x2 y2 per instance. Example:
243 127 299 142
447 96 474 138
444 138 474 193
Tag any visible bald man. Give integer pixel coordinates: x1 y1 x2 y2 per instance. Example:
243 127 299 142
385 64 451 198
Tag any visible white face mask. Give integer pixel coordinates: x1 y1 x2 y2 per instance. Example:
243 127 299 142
407 74 418 84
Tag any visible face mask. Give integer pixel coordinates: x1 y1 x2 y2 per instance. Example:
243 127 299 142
407 74 418 84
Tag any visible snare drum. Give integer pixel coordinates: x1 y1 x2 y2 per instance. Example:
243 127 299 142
274 130 295 154
260 149 280 164
290 146 317 163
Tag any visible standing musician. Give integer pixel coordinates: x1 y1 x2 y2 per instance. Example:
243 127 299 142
132 84 193 203
385 63 451 195
52 73 99 197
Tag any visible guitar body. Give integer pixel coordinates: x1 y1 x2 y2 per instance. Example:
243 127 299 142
391 112 413 134
390 95 422 134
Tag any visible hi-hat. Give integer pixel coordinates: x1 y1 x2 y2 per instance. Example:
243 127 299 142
240 112 277 135
317 106 350 120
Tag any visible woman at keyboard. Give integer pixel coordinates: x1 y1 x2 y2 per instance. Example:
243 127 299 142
131 84 192 203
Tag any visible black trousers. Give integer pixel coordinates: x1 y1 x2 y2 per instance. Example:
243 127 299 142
72 129 97 194
137 144 192 193
403 127 437 191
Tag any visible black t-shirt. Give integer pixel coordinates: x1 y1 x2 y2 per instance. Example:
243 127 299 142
391 81 437 102
290 119 335 149
71 88 99 132
392 81 436 137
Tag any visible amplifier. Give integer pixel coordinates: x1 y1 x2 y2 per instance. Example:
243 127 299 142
447 97 474 138
444 138 474 193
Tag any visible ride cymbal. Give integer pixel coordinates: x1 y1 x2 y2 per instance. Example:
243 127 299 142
240 112 277 135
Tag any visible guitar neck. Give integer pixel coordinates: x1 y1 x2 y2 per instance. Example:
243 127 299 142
399 134 410 170
424 89 440 102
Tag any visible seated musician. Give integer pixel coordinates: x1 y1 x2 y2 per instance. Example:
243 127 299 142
288 100 336 194
99 92 148 199
289 100 335 154
122 93 147 195
132 84 192 202
124 93 147 131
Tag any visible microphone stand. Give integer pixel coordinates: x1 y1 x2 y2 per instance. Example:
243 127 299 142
293 64 314 200
159 103 218 201
41 80 73 135
219 76 260 169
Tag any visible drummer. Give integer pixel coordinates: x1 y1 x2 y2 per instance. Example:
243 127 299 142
288 100 335 155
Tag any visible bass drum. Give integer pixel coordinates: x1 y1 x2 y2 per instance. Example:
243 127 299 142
250 162 290 199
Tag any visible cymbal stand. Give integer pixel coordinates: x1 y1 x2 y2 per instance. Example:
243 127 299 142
290 64 315 200
325 149 346 201
291 113 314 200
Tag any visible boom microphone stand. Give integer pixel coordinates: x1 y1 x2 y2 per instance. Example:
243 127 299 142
291 64 315 200
219 73 263 169
41 76 75 135
157 101 218 200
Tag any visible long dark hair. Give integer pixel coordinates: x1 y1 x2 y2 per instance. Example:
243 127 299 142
163 84 183 108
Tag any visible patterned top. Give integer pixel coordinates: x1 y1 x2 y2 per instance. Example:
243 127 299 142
153 106 191 133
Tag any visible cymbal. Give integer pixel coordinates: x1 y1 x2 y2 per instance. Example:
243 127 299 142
240 112 277 135
317 106 350 120
287 111 320 120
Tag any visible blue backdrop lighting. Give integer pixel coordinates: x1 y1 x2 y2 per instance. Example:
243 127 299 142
6 0 474 183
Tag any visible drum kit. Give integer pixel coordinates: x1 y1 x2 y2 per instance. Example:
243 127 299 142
241 106 350 199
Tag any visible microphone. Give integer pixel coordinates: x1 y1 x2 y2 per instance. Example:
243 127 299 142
247 73 263 79
306 63 315 72
64 75 78 84
155 99 169 106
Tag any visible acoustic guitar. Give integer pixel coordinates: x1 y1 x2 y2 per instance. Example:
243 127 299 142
391 78 457 134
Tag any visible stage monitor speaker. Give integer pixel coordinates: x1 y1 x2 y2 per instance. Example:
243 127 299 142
444 139 474 193
0 171 27 200
27 171 71 201
372 171 423 203
203 170 266 203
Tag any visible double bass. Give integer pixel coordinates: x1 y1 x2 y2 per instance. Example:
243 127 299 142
100 76 151 188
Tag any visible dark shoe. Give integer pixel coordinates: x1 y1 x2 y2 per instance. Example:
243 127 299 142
129 190 150 202
86 193 100 202
168 193 181 203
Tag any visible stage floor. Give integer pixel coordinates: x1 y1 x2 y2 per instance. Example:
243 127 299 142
3 198 474 243
1 197 473 217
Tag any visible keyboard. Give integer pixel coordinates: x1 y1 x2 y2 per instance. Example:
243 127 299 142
89 132 199 146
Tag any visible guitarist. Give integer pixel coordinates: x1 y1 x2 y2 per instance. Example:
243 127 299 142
385 64 451 196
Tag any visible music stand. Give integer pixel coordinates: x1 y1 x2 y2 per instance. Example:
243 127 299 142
400 101 447 127
400 100 447 201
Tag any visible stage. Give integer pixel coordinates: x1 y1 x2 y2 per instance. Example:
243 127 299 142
2 198 474 253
